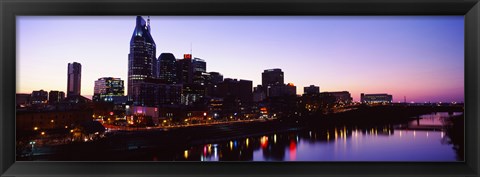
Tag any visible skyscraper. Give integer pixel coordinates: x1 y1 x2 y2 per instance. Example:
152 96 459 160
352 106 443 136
176 54 193 84
192 58 207 85
262 68 284 87
128 16 157 100
67 62 81 97
158 53 177 84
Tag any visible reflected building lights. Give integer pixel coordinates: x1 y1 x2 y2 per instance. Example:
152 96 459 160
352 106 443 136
184 150 189 159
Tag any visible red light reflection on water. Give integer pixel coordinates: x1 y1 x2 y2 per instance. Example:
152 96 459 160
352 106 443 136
289 140 297 160
260 136 268 149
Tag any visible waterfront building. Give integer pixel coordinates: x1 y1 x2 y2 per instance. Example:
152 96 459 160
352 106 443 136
48 90 65 104
31 90 48 104
128 16 157 101
217 78 253 118
93 77 125 102
67 62 81 97
158 53 177 84
320 91 352 104
304 85 320 95
361 93 393 104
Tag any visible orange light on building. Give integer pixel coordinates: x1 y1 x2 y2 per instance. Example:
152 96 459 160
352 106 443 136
260 136 268 149
287 83 295 86
184 54 192 59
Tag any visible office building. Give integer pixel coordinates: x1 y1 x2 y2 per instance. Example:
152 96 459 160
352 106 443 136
262 68 284 86
176 54 193 84
67 62 81 97
93 77 125 102
48 90 65 104
361 93 393 104
304 85 320 95
158 53 177 84
128 16 157 100
31 90 48 104
192 58 207 85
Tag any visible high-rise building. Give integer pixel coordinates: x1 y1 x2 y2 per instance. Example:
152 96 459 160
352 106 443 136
262 68 284 87
93 77 125 102
31 90 48 104
48 90 65 104
192 58 207 85
304 85 320 95
67 62 81 97
158 53 177 84
128 16 157 100
176 54 193 84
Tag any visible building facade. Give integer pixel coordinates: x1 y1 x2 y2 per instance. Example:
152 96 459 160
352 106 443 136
93 77 125 102
360 93 393 104
31 90 48 104
128 16 157 101
48 90 65 104
304 85 320 95
67 62 81 97
158 53 177 84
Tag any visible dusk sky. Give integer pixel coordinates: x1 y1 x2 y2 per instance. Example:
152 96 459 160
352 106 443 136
17 16 464 102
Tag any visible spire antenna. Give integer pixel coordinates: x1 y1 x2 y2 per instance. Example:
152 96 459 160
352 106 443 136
147 16 151 30
190 42 193 56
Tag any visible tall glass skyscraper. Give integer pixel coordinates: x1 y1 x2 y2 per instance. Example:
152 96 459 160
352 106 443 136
128 16 157 100
67 62 81 97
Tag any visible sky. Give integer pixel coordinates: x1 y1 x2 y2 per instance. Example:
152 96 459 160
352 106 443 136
16 16 464 103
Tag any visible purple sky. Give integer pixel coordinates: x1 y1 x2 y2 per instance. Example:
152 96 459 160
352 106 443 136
16 16 464 102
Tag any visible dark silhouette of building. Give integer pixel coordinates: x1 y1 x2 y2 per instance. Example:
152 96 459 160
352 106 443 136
158 53 177 84
361 93 393 104
205 72 223 98
267 83 297 98
320 91 352 104
128 16 157 101
217 78 253 118
93 77 125 102
192 58 207 85
16 94 31 107
48 90 65 104
67 62 81 97
176 54 193 84
253 85 266 102
304 85 320 95
262 68 284 87
31 90 48 104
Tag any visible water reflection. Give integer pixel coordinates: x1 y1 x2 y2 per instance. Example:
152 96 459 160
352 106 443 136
176 112 462 161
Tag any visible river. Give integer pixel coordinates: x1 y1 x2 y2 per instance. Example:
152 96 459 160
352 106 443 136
173 112 463 161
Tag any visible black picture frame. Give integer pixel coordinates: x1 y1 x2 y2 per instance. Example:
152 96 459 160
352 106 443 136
1 0 479 176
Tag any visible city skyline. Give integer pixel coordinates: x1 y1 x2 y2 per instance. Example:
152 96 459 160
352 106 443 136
17 16 464 102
